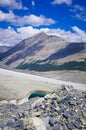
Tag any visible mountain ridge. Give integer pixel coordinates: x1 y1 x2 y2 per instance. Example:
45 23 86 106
0 32 86 71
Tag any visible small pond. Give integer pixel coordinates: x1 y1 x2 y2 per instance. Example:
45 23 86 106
28 90 47 99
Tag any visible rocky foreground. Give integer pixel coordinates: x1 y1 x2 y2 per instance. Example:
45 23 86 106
0 85 86 130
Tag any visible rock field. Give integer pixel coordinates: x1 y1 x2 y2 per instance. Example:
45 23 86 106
0 85 86 130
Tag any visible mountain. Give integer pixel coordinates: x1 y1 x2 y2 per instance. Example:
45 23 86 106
0 32 86 71
0 46 11 54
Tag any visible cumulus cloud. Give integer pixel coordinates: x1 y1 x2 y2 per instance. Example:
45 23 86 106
72 26 86 42
0 26 50 46
0 26 86 46
52 0 72 5
0 26 21 46
0 0 25 10
47 26 86 42
70 5 86 21
0 10 55 26
16 14 55 26
17 26 40 38
0 10 15 22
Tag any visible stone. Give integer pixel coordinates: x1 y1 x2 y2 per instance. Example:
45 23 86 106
60 96 72 104
50 93 58 100
17 119 24 129
44 94 51 100
51 112 57 117
32 111 41 117
61 85 74 93
51 99 55 105
23 117 29 128
42 117 50 128
67 123 75 130
54 106 60 111
0 124 5 129
0 112 3 116
73 121 81 129
42 113 48 117
82 111 86 118
29 117 46 130
53 100 58 107
63 110 71 119
80 118 86 126
46 126 51 130
49 117 54 126
69 100 77 106
47 99 51 104
22 111 29 118
32 98 44 108
52 124 63 130
7 119 15 127
45 93 60 100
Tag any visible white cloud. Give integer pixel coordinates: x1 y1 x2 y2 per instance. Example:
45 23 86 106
19 14 55 26
0 26 49 46
0 26 86 46
47 26 86 42
31 0 35 7
0 0 24 10
72 26 86 42
0 0 11 6
0 10 15 22
0 10 55 26
15 14 55 26
52 0 72 5
17 26 50 38
0 26 21 46
70 5 86 21
17 26 40 38
74 5 85 11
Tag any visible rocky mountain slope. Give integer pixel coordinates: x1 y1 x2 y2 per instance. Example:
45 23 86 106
0 46 11 54
0 32 86 71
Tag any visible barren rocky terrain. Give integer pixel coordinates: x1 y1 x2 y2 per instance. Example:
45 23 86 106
0 85 86 130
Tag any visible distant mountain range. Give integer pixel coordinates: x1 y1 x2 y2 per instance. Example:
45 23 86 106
0 32 86 71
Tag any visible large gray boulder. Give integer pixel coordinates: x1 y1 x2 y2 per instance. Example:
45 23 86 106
29 117 46 130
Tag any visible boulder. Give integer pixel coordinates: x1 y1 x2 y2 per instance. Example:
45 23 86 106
29 117 46 130
7 119 15 127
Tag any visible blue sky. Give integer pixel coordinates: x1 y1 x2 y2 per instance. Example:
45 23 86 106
0 0 86 46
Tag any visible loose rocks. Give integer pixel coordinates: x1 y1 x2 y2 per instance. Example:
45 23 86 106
0 85 86 130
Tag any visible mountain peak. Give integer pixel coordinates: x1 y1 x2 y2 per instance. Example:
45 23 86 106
1 31 85 69
32 31 48 38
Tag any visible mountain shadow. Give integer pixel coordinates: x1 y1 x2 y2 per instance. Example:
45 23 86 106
0 40 26 61
5 43 44 65
43 43 85 61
